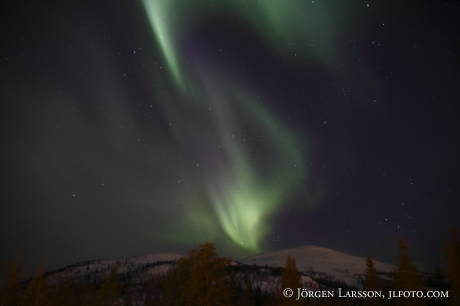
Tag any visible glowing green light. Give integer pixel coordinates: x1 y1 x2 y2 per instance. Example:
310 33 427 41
141 0 185 90
140 0 323 252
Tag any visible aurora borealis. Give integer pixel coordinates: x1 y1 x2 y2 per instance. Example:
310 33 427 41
1 0 459 274
139 0 315 251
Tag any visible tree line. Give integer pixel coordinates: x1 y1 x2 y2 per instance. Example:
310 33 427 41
0 228 459 305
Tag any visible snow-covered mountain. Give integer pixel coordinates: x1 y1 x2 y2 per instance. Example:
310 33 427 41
240 245 396 288
45 253 183 286
45 245 395 290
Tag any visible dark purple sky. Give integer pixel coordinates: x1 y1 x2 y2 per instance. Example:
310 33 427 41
1 0 459 275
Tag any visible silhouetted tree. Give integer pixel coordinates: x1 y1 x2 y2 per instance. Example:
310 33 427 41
244 273 253 305
228 269 238 305
254 286 263 306
364 253 382 306
162 242 232 306
0 253 23 306
161 258 190 306
281 255 302 305
22 264 53 306
145 274 163 306
78 278 97 306
430 266 448 306
96 264 122 306
49 268 78 306
445 227 460 306
393 236 426 306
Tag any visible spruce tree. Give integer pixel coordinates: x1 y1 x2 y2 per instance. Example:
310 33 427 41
49 268 78 306
163 242 232 306
96 264 122 306
229 269 238 305
244 273 253 306
432 266 448 306
22 265 52 306
161 257 190 305
281 254 302 306
0 253 23 306
445 227 460 306
393 236 426 306
185 242 232 306
254 286 263 306
363 253 381 306
77 277 97 306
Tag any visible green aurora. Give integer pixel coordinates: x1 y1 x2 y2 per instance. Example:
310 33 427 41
139 0 346 252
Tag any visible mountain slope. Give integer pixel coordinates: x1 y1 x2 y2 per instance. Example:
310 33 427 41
240 245 396 287
45 245 396 289
46 253 183 286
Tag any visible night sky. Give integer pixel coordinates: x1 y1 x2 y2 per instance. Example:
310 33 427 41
1 0 459 274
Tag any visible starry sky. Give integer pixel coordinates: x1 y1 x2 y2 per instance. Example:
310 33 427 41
1 0 459 274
